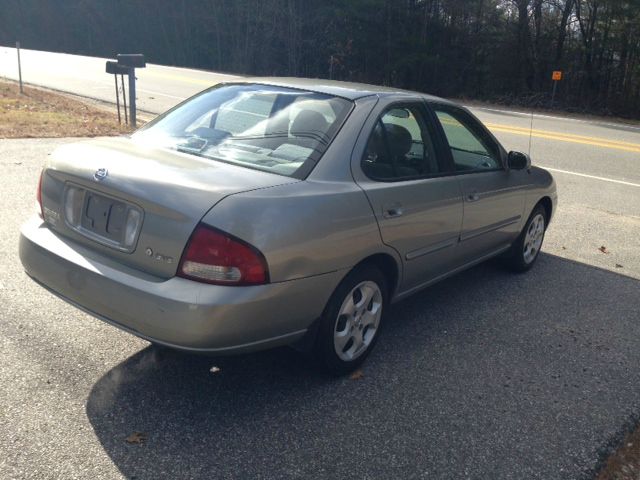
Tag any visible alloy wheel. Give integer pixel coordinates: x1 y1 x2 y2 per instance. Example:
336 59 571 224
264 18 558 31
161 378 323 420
523 213 545 264
333 281 383 361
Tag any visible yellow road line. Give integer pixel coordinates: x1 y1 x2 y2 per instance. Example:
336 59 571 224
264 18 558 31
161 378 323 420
119 70 640 153
486 123 640 153
441 117 640 153
485 123 640 148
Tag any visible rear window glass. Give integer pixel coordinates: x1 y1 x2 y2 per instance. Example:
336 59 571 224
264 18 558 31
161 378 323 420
133 84 353 178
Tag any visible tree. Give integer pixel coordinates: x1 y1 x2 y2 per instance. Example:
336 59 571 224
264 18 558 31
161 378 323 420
1 0 639 117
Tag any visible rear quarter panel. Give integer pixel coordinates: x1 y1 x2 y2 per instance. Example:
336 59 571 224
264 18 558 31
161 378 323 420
200 180 400 284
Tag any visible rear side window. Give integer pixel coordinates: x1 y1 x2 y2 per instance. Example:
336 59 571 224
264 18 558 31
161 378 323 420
432 106 502 172
362 106 442 181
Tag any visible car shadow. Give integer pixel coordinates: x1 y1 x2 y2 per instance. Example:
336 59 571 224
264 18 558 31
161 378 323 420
86 253 640 479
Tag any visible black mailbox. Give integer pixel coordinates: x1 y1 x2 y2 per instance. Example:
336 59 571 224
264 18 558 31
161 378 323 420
105 61 129 75
108 53 146 128
116 54 146 69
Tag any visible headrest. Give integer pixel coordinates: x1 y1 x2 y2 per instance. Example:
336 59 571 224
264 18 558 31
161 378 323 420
384 124 413 157
290 110 329 137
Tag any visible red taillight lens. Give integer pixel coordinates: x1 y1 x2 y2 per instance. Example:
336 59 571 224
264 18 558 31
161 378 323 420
177 223 269 286
36 170 44 219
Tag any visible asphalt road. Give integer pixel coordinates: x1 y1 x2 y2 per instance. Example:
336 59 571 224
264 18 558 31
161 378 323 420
2 46 639 186
1 47 640 479
0 46 238 114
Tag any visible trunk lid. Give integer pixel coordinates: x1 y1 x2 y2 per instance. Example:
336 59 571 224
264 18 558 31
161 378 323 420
40 137 297 278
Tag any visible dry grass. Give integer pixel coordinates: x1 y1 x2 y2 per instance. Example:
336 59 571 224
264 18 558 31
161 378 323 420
597 426 640 480
0 80 134 138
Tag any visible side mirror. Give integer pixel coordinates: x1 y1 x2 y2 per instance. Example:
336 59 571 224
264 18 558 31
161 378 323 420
508 151 531 170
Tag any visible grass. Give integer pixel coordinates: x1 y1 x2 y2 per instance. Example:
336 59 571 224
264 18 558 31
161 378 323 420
0 80 134 138
597 426 640 480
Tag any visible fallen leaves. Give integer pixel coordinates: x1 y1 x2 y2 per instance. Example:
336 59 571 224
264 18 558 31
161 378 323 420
595 418 640 480
595 246 624 270
125 432 147 445
350 369 364 380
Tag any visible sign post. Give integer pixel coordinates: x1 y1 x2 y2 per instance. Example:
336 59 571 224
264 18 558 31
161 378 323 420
105 61 129 124
16 41 23 94
551 70 563 106
106 54 146 128
116 54 146 128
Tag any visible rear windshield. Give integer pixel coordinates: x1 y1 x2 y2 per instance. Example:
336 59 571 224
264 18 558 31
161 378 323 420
133 84 353 178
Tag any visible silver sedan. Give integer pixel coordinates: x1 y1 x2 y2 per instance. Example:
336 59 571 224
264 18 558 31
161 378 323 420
19 78 557 374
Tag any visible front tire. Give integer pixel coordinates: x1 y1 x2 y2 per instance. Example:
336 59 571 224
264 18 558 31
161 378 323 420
504 204 547 272
314 265 388 375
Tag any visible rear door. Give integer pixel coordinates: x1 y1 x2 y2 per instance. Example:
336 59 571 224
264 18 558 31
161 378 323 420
429 103 525 262
353 101 463 292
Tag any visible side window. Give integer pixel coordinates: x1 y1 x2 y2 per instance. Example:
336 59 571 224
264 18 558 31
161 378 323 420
433 107 502 172
362 106 441 181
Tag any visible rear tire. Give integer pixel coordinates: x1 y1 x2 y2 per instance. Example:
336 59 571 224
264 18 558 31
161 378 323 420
504 204 547 272
314 265 388 376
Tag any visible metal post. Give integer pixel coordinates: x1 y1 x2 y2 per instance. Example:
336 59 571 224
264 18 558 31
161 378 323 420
16 41 23 94
329 55 333 80
128 68 136 128
551 80 558 107
121 74 128 125
113 74 121 124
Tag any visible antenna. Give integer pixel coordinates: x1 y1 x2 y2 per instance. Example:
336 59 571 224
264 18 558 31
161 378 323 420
527 109 534 156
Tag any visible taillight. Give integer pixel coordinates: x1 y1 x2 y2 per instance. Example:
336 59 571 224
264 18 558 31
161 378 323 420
36 170 44 219
177 223 269 286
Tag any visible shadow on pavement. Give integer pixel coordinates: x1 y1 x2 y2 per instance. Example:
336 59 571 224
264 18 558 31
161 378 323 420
86 253 640 479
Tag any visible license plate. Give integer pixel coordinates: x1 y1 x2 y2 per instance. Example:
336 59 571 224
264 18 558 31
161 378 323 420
81 192 128 242
63 184 143 252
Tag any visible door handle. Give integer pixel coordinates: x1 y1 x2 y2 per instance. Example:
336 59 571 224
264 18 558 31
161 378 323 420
383 203 404 218
466 191 480 202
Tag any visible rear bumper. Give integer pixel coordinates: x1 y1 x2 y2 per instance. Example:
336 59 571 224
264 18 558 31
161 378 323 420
19 216 341 354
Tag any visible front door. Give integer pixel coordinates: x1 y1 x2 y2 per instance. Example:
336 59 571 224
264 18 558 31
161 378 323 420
430 104 525 263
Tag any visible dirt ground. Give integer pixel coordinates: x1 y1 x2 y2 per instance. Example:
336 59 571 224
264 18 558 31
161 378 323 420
596 426 640 480
0 80 134 138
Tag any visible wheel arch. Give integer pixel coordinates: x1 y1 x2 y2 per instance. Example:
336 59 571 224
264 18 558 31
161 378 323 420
351 252 401 299
536 196 553 226
290 251 401 354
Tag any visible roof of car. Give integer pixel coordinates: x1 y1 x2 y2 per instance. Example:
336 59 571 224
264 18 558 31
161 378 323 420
227 76 455 103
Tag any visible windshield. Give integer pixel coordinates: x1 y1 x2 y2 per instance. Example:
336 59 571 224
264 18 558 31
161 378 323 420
133 84 353 178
